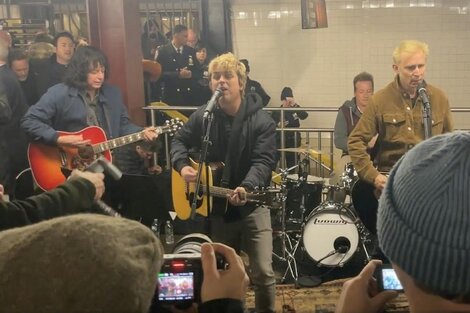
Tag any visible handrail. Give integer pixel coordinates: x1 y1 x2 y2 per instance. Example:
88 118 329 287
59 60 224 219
143 105 470 175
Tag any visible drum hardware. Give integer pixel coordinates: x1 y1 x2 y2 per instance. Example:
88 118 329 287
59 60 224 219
284 174 323 223
277 147 333 156
272 161 373 283
338 162 358 194
271 165 304 283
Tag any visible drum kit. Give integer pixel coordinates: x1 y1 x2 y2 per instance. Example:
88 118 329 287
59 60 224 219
271 148 374 284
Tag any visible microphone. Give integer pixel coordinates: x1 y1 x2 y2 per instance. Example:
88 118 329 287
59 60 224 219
86 157 122 217
203 87 223 118
417 81 431 110
95 199 121 217
334 236 351 254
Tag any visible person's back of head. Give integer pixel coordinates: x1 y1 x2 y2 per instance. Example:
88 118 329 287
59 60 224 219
34 32 54 44
378 131 470 312
239 59 250 74
0 214 164 313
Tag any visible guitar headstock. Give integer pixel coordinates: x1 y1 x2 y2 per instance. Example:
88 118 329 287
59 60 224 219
161 118 184 136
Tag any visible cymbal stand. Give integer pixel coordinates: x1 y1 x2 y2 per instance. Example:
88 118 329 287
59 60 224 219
272 167 302 282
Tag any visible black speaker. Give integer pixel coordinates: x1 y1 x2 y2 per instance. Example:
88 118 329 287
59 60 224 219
301 0 328 29
20 4 54 21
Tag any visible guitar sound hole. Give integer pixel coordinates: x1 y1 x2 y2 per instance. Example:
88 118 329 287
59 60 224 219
78 145 94 160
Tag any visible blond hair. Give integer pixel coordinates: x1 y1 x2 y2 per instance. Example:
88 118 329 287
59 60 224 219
208 52 247 95
392 40 429 65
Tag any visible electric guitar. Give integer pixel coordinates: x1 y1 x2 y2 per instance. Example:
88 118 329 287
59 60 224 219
28 119 182 191
171 158 278 220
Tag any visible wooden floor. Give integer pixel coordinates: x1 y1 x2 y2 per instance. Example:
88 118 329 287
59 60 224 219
245 279 410 313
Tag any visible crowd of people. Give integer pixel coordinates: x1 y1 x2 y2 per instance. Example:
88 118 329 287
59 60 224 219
0 17 468 313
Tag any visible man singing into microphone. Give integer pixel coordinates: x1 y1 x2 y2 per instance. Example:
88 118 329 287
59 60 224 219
171 53 277 313
348 40 453 235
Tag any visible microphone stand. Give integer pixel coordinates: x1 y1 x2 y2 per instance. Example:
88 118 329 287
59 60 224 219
190 113 214 220
418 84 432 139
422 101 432 139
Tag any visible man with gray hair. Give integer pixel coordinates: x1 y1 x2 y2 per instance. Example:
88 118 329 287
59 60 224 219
336 131 470 313
0 37 28 194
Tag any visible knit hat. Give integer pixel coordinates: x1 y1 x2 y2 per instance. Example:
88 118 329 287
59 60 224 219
0 214 164 312
377 131 470 296
281 87 293 100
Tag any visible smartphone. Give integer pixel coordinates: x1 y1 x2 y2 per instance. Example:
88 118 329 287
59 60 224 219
376 264 404 292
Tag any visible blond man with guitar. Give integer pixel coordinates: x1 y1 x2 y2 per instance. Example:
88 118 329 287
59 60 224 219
171 53 277 313
21 46 158 190
348 40 453 235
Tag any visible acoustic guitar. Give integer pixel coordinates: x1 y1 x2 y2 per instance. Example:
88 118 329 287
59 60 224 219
28 120 182 191
171 158 278 220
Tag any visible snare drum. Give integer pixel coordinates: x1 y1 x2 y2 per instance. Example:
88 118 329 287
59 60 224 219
286 174 324 221
302 202 359 266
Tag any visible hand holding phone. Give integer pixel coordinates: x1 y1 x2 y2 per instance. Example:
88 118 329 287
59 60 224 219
335 260 399 313
375 264 404 292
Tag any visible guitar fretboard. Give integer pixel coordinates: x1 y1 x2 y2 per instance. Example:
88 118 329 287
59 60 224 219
92 127 167 154
201 185 257 201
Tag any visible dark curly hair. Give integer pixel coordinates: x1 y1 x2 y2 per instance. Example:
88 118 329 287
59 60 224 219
63 46 109 90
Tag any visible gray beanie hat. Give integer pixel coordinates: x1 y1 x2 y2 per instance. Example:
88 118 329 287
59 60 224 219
0 214 164 312
378 131 470 295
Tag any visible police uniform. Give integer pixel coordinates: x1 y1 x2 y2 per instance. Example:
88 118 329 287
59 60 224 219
156 43 201 108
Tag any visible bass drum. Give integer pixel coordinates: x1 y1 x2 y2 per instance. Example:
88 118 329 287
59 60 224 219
302 202 359 267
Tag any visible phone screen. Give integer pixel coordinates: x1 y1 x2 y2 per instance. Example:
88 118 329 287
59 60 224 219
381 268 404 291
157 272 194 301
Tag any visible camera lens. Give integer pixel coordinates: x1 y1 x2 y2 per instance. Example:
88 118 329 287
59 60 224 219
172 233 213 255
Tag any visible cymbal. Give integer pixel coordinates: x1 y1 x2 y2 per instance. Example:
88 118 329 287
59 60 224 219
277 147 332 155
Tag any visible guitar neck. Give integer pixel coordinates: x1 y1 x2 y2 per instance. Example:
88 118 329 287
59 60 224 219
203 185 256 201
92 127 165 154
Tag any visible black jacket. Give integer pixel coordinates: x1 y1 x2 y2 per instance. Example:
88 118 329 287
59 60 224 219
171 94 277 221
246 77 270 107
0 65 29 191
0 177 95 231
30 54 68 98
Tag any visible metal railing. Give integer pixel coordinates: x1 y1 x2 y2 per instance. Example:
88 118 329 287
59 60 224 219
143 105 470 176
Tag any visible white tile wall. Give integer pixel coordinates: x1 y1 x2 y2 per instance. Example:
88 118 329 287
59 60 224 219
231 0 470 130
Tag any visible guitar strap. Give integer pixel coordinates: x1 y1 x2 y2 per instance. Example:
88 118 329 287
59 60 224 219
220 100 247 189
